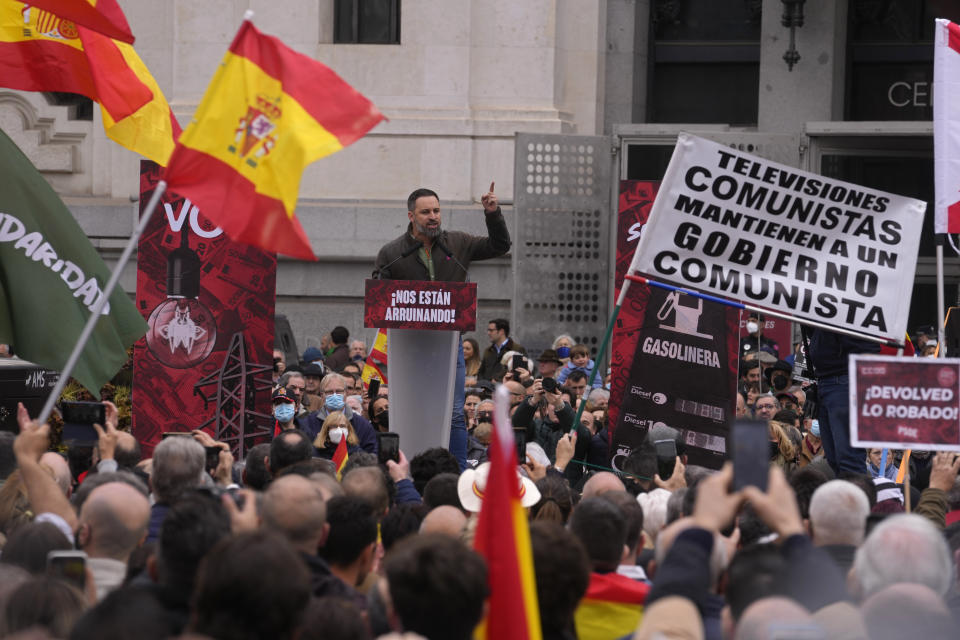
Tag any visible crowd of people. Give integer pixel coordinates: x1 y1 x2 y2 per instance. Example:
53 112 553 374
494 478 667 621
1 183 956 639
0 310 959 640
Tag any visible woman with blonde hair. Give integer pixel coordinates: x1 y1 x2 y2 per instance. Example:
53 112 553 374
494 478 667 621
313 411 360 459
769 420 797 472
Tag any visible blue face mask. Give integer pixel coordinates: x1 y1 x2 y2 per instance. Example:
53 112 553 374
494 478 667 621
325 393 345 411
556 346 571 359
273 404 295 423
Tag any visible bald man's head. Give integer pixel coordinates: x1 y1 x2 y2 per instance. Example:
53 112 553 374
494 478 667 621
78 482 150 561
262 475 328 554
419 506 467 538
39 452 71 497
581 472 625 499
735 597 819 640
861 583 953 640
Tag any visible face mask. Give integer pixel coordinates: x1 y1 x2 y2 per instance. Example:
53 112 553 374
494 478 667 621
746 321 759 334
772 375 789 391
325 393 345 411
376 410 389 430
329 427 346 444
556 346 571 359
352 354 363 361
273 404 295 423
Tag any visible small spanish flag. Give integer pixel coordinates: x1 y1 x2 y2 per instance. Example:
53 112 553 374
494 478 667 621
473 386 542 640
574 572 649 640
361 328 388 385
163 17 385 261
332 436 349 480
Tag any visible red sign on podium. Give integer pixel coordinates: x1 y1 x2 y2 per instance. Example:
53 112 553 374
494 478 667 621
364 279 477 331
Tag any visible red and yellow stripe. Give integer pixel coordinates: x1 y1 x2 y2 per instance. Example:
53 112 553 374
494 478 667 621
163 19 384 261
474 387 542 640
361 328 388 385
332 437 349 480
0 2 181 165
574 573 649 640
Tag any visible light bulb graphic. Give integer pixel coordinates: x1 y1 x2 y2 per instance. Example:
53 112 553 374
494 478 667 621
145 227 217 368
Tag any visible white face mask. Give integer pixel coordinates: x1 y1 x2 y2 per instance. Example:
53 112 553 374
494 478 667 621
746 321 759 334
329 427 346 444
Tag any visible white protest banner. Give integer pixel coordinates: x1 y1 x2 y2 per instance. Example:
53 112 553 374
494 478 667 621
850 354 960 451
629 133 926 343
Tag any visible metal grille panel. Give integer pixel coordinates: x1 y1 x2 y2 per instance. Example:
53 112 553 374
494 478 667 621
513 133 613 358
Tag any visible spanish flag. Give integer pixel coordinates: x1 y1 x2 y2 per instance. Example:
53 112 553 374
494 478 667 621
162 18 385 261
24 0 134 43
574 572 649 640
473 386 542 640
332 436 348 481
361 328 388 385
0 2 180 165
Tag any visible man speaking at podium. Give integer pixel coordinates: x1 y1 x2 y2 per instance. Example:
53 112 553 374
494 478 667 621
374 183 510 281
373 184 511 469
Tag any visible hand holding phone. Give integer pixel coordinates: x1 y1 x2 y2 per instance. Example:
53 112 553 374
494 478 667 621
367 378 381 400
732 418 770 492
377 432 400 465
654 439 678 481
61 401 106 445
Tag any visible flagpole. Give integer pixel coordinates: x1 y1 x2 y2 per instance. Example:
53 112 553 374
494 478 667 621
936 234 946 356
569 278 631 434
36 181 168 426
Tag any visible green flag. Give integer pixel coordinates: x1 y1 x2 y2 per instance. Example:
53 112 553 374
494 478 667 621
0 129 147 393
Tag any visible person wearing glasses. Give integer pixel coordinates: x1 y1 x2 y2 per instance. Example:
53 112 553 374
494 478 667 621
303 373 378 455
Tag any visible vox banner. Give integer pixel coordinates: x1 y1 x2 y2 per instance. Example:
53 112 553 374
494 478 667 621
133 162 276 456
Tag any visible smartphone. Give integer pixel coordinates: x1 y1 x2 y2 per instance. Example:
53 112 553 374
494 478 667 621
377 432 400 465
61 401 105 445
162 432 193 438
732 418 770 492
205 446 222 472
542 377 557 393
654 439 677 480
514 429 527 464
47 550 87 590
368 378 381 399
512 354 525 371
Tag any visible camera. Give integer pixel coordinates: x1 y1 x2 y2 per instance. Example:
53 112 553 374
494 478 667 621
542 377 557 393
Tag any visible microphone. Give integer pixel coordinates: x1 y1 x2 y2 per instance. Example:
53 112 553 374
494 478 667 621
434 238 468 278
375 241 422 279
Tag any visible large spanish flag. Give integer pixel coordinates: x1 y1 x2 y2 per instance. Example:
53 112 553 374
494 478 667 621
0 1 180 165
162 18 385 261
473 386 542 640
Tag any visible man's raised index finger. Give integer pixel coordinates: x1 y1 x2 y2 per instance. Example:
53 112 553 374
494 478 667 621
489 181 495 193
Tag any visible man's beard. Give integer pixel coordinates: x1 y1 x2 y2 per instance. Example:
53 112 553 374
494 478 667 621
414 221 441 239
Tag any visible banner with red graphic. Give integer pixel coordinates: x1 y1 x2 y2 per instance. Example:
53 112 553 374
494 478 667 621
609 181 739 471
364 279 477 331
132 161 276 456
851 354 960 450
